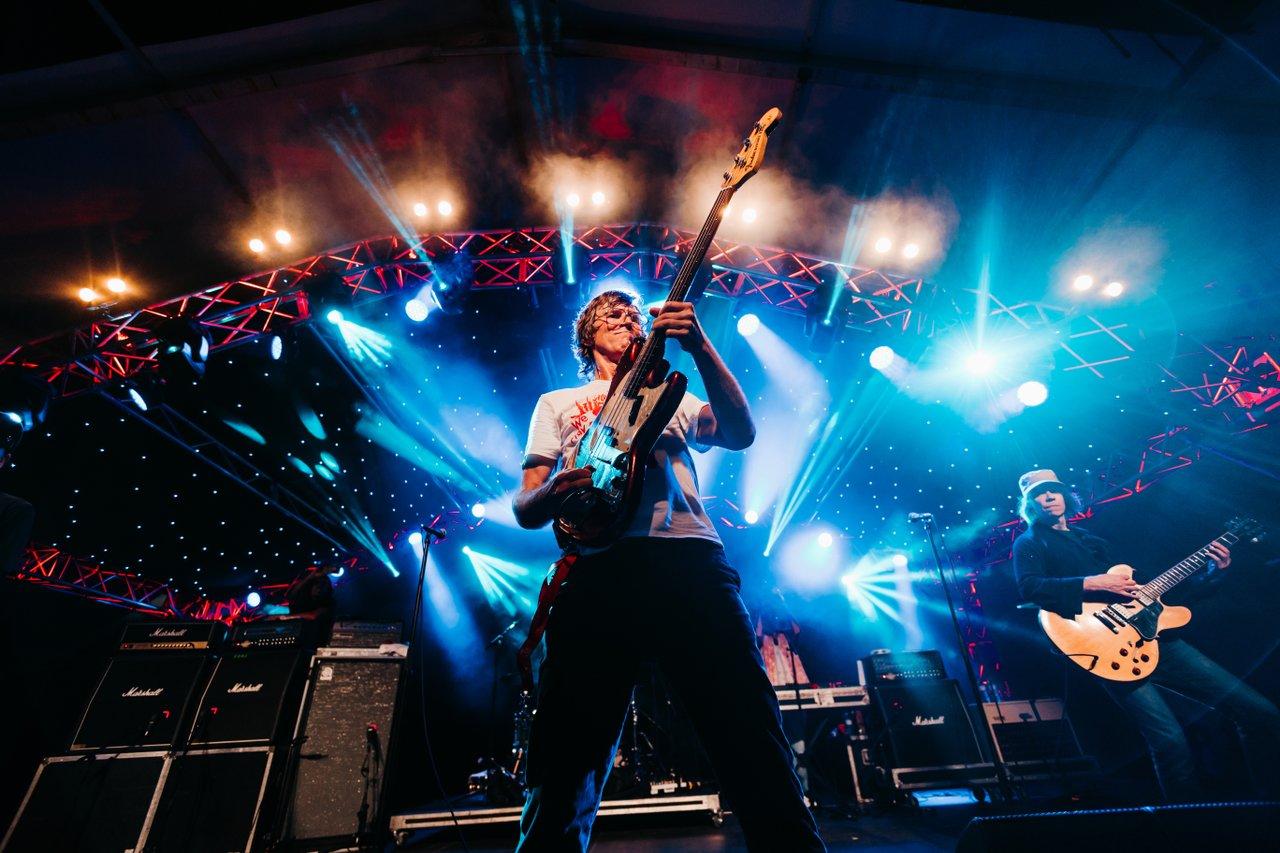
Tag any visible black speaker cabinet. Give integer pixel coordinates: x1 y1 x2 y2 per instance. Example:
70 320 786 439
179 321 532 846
872 679 993 790
285 650 406 845
71 654 208 751
143 748 275 852
188 650 305 747
3 752 167 852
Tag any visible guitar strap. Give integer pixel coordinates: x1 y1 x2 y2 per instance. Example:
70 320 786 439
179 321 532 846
516 552 579 693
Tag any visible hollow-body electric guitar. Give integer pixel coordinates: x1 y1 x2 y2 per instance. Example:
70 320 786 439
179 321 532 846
1039 516 1263 682
552 107 782 549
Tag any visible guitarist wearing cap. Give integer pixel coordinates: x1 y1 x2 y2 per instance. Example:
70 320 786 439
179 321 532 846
511 289 823 851
1011 468 1280 801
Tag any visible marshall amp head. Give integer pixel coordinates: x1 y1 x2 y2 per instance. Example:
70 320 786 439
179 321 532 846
119 621 227 652
231 619 309 650
858 649 947 685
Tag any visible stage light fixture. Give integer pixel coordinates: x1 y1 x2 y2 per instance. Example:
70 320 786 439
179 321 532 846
274 229 292 246
1017 380 1049 407
869 345 895 371
127 384 148 412
817 531 834 549
742 207 758 223
405 298 430 322
77 287 100 303
743 509 759 525
737 313 761 337
413 202 428 218
409 531 424 548
565 192 581 208
105 277 127 294
902 243 920 259
874 236 892 254
1072 274 1094 292
430 249 475 315
437 200 454 217
964 349 996 377
0 367 53 438
1103 280 1125 298
591 190 606 207
154 316 212 384
246 591 262 608
248 238 267 254
268 333 284 361
471 502 486 518
891 553 908 568
326 309 343 325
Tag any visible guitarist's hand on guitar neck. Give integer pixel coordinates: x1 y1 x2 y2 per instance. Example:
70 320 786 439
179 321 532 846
1083 573 1141 598
648 301 706 353
1205 540 1232 570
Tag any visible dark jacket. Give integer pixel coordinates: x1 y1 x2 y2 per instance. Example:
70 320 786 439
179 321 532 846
1012 523 1112 617
1013 521 1223 617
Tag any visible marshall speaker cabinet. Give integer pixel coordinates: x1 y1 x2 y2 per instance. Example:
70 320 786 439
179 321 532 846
187 650 305 747
70 654 209 752
871 679 994 791
3 751 168 852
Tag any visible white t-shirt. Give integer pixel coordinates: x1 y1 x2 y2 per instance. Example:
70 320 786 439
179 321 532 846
522 379 721 545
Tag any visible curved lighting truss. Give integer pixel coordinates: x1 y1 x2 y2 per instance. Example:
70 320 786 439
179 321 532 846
1 223 932 398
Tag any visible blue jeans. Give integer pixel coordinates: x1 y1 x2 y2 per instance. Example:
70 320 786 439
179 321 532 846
517 538 824 852
1105 639 1280 800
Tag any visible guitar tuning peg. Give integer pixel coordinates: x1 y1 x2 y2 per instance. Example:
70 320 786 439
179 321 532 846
742 138 751 147
722 171 730 180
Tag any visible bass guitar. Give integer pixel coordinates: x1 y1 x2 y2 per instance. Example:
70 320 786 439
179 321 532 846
553 107 782 548
1039 516 1263 682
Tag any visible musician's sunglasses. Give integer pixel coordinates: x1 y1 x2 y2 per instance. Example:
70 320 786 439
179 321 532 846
597 306 646 329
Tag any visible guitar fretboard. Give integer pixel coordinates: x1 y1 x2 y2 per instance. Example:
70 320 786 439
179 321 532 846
622 187 734 398
1138 531 1238 599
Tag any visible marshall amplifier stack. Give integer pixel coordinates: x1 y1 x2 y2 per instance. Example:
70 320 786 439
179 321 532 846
853 650 996 800
4 618 313 852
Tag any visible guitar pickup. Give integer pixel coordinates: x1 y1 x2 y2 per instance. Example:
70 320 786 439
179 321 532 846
1092 612 1120 634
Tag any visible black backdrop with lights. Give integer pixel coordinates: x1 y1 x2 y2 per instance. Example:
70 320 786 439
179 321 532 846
2 272 1279 818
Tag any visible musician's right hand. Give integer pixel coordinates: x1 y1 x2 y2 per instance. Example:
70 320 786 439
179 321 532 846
1083 573 1141 597
547 466 595 498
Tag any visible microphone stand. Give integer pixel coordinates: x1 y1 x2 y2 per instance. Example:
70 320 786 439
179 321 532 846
913 513 1014 802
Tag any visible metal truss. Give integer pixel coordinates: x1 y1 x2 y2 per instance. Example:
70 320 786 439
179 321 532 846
972 290 1136 378
1 224 932 398
13 544 180 614
1159 333 1280 434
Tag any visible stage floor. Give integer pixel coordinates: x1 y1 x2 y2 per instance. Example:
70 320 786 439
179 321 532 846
400 808 967 851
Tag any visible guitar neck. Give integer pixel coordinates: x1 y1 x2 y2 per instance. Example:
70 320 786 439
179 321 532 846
623 187 734 395
1139 531 1238 598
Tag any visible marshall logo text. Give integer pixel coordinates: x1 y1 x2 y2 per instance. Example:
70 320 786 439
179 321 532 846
121 686 164 698
227 682 265 694
911 715 945 727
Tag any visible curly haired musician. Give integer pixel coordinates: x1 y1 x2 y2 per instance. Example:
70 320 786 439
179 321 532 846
1012 468 1280 801
512 290 824 851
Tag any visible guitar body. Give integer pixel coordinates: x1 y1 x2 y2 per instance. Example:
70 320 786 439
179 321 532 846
554 342 688 549
1039 565 1192 682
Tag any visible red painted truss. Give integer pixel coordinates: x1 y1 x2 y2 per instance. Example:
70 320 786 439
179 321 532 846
1 224 931 398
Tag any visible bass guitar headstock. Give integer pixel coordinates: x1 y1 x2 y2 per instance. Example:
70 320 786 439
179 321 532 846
721 107 783 190
1227 516 1266 544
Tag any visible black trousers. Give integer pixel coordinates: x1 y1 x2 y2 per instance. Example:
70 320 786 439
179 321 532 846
517 537 824 852
1104 638 1280 800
